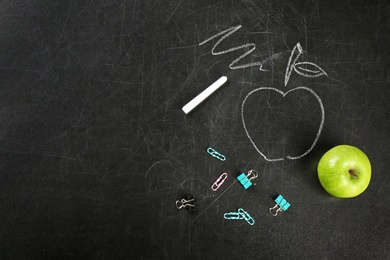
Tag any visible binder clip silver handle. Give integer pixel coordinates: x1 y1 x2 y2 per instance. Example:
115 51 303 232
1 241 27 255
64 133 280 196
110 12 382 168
247 170 258 182
176 196 196 211
269 204 283 216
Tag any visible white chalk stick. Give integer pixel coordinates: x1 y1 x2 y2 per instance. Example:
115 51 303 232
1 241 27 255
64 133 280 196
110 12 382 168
182 76 228 114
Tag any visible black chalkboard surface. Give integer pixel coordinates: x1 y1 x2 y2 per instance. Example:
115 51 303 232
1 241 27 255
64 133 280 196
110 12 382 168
0 0 389 259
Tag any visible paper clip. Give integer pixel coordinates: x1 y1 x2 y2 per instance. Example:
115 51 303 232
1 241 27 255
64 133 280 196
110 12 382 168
237 170 258 189
238 208 255 225
269 195 291 216
223 208 255 225
211 173 228 191
207 147 226 161
176 195 196 212
223 212 244 220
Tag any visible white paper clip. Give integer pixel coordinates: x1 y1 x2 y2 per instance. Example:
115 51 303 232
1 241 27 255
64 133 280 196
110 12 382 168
211 173 228 191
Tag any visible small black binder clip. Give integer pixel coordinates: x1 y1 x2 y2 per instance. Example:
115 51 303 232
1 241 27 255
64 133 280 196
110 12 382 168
176 195 196 212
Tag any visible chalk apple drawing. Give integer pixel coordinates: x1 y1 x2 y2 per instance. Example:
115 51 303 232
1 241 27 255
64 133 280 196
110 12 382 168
241 86 325 161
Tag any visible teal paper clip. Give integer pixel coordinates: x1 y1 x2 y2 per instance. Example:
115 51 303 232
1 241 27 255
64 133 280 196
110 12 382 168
269 195 291 216
224 212 244 220
224 208 255 225
238 208 255 225
237 170 258 189
207 147 226 161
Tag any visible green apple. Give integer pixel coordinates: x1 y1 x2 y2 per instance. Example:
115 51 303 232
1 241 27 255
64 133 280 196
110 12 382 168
317 145 371 198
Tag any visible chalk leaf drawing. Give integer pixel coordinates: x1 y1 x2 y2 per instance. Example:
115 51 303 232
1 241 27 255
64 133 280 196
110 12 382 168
199 25 266 71
294 61 328 78
284 43 328 86
241 86 325 161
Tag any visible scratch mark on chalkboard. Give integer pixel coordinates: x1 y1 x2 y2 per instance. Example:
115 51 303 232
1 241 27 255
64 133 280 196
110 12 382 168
145 160 165 178
179 178 209 189
193 32 197 68
131 0 138 21
59 8 71 39
0 150 77 160
188 217 192 251
164 0 182 26
176 33 186 44
141 52 146 112
304 16 308 58
77 155 86 171
191 180 237 223
238 81 258 86
166 44 198 50
241 86 325 161
199 25 266 71
121 0 126 29
206 60 221 75
99 80 136 85
149 65 197 115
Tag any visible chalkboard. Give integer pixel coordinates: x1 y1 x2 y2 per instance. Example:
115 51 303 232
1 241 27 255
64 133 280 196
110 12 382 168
0 0 389 259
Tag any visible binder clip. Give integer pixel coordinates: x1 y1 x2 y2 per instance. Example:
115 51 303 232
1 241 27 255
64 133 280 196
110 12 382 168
237 170 258 189
224 208 255 225
207 147 226 161
176 195 196 212
211 173 228 191
269 195 290 216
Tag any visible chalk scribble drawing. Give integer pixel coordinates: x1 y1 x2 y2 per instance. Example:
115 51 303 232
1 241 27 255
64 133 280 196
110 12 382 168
199 25 267 71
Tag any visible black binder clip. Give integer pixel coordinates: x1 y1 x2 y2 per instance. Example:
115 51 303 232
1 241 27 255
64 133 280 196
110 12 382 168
176 195 196 212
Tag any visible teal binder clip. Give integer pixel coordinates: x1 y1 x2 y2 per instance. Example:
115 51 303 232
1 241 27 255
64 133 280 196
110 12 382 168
237 170 258 189
269 195 291 216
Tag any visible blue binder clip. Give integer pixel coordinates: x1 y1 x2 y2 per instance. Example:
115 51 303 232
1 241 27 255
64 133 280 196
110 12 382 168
269 195 291 216
237 170 258 189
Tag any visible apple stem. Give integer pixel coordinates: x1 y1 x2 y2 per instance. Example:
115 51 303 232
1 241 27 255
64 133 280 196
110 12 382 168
349 169 359 179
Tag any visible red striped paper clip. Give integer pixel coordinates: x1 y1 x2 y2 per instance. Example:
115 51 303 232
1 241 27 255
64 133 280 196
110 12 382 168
211 173 228 191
